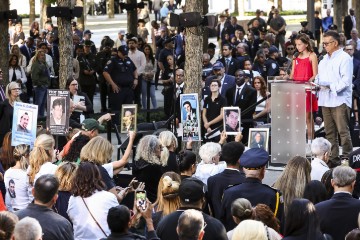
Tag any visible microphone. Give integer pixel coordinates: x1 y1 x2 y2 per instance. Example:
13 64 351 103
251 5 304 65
293 52 300 59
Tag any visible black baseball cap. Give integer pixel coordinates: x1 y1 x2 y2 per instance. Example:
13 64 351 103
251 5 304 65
179 178 205 203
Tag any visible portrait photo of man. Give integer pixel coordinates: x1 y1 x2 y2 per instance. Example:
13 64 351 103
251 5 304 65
223 107 240 135
17 112 30 133
121 105 137 133
50 97 66 125
8 179 16 198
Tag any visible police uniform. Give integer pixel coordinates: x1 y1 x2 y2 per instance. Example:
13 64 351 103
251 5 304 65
220 148 283 231
77 40 98 104
103 48 137 114
96 44 113 112
264 47 280 78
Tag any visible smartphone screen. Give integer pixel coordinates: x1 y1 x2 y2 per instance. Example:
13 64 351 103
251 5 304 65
135 190 147 211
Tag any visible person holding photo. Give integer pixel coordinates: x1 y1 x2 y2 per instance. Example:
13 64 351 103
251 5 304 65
203 79 226 142
0 82 21 146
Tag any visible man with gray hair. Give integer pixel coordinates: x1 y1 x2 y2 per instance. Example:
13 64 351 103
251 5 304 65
177 209 205 240
13 217 42 240
315 166 360 240
310 137 331 181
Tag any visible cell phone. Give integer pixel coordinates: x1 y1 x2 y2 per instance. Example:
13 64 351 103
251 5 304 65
135 190 147 211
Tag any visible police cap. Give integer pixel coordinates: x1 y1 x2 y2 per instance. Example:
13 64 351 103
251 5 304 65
240 148 269 169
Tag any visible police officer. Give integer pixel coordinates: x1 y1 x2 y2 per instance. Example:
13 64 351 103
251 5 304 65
220 148 283 231
77 39 98 104
264 46 280 77
96 38 114 112
103 45 138 124
298 21 315 40
251 26 267 60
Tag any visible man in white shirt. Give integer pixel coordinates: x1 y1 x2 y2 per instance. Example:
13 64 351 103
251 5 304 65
127 37 146 108
316 31 353 167
310 137 331 181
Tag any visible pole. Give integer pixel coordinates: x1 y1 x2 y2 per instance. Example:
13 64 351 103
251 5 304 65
307 0 315 33
146 80 151 122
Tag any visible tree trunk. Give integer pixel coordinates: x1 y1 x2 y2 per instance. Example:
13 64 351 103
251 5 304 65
127 0 137 36
356 0 360 30
234 0 239 15
184 0 203 151
76 0 85 31
107 0 114 18
57 0 74 89
29 0 36 26
278 0 283 11
40 0 49 30
202 0 208 53
0 0 9 85
333 0 347 32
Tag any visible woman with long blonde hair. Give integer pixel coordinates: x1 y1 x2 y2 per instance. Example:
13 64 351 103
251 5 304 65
28 134 57 185
4 144 32 211
159 131 179 173
152 172 181 228
273 156 311 215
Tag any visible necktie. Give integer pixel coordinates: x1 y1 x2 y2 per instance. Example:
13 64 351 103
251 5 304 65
234 87 241 105
225 58 230 73
12 68 17 82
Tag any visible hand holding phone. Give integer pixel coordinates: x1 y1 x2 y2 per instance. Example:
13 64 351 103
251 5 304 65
135 190 147 211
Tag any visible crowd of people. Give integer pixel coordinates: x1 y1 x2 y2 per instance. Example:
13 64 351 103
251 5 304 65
1 2 360 240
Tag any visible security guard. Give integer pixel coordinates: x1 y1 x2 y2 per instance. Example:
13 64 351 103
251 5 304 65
298 21 315 40
220 148 283 231
264 46 280 77
103 45 138 124
77 39 98 104
96 39 114 112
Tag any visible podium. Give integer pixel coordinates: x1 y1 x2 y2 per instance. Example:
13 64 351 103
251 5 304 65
268 80 315 165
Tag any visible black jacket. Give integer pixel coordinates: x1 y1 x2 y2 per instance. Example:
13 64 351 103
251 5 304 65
225 84 257 121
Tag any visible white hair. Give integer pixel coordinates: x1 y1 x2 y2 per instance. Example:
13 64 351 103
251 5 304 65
332 166 356 187
232 219 267 240
311 137 331 157
13 217 42 240
199 142 221 164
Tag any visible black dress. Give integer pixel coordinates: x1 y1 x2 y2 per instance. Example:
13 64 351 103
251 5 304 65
0 99 14 146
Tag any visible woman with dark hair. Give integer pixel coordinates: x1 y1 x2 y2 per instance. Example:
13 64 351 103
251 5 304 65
303 180 328 205
142 44 157 109
252 76 271 121
0 211 18 240
9 54 27 85
62 134 90 163
283 198 326 240
160 55 176 118
29 21 40 38
178 150 197 180
67 161 118 239
65 78 93 122
321 169 334 199
290 33 318 144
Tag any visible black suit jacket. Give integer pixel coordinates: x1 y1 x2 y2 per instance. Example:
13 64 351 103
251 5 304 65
218 57 241 76
343 15 354 40
20 45 35 65
207 169 246 219
315 192 360 240
225 84 257 121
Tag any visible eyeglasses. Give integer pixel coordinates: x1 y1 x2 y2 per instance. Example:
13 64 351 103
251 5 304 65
287 48 294 50
345 48 354 51
323 41 335 46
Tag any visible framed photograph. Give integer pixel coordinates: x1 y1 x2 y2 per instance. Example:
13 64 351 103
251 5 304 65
223 107 241 135
46 90 70 135
121 104 137 133
248 128 270 151
11 102 38 149
180 93 201 141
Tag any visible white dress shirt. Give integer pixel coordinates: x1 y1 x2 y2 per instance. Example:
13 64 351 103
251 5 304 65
316 48 353 108
128 49 146 75
311 157 330 181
